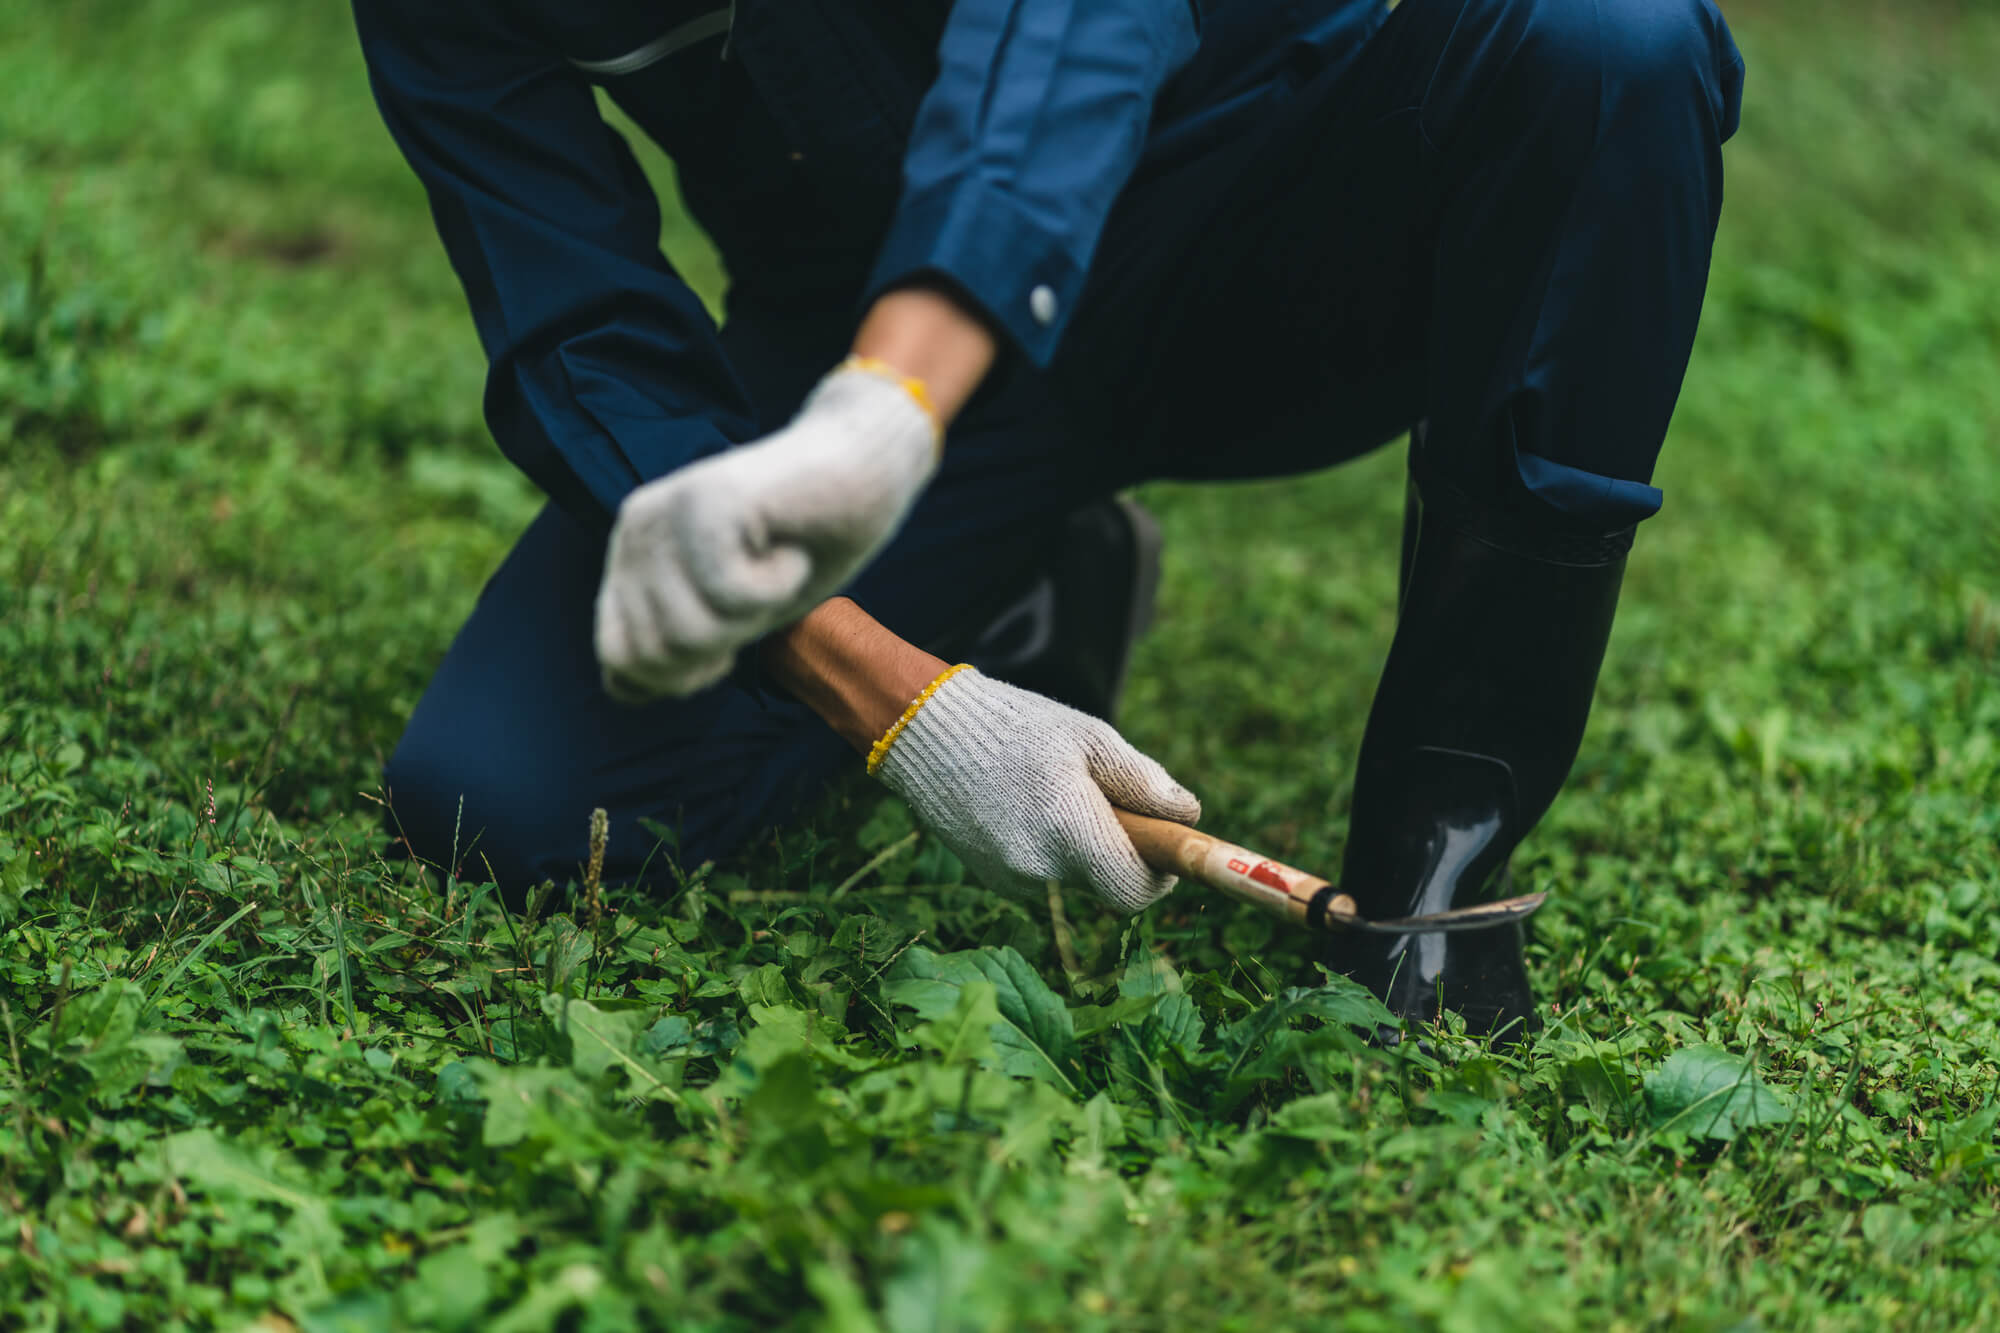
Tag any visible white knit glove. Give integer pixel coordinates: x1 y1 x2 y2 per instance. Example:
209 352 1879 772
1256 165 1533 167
595 362 939 701
872 668 1201 914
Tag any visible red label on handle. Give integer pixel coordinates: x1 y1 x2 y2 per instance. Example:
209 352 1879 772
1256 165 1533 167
1228 858 1291 893
1248 862 1291 892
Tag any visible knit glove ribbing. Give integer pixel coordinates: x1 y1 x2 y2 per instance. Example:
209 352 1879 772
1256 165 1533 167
595 364 939 701
874 669 1201 914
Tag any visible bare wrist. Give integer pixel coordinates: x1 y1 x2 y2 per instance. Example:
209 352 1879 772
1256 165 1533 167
851 285 997 426
760 599 949 755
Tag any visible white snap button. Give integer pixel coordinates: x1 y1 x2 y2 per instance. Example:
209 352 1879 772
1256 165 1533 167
1029 284 1058 327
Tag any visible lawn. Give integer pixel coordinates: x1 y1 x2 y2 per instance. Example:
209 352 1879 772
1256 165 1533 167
2 0 1998 1328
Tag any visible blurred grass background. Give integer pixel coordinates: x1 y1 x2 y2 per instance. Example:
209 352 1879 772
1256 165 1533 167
3 0 1998 1328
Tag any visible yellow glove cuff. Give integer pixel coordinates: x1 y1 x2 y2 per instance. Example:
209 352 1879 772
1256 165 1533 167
839 355 942 451
866 663 974 775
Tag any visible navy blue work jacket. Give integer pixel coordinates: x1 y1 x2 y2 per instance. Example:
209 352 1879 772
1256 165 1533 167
354 0 1339 527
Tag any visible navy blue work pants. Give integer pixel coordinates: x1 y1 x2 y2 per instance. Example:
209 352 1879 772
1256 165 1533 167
385 0 1744 890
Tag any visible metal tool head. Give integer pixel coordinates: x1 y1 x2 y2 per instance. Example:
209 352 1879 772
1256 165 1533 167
1321 891 1548 936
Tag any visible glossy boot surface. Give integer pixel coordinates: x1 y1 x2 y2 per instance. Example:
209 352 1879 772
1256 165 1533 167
1327 478 1631 1044
927 496 1161 722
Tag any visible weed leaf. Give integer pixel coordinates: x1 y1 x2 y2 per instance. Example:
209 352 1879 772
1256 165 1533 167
541 992 632 1071
1861 1204 1924 1261
436 1059 484 1111
1937 1101 1999 1174
908 979 1000 1066
1069 991 1159 1040
161 1128 337 1247
1267 1092 1359 1144
44 978 184 1100
1644 1046 1790 1140
638 1013 693 1058
475 1064 579 1147
742 1002 877 1070
1120 954 1206 1056
540 992 680 1101
884 946 1078 1091
738 961 793 1007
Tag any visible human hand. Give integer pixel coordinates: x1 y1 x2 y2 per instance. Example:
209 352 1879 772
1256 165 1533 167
871 667 1201 913
594 363 938 701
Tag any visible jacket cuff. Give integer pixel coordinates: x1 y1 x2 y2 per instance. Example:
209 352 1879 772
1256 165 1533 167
863 176 1086 369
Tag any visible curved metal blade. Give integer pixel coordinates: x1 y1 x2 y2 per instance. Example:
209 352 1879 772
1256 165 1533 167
1322 891 1548 936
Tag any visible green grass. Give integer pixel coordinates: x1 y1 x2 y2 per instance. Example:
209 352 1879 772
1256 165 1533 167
3 0 1999 1327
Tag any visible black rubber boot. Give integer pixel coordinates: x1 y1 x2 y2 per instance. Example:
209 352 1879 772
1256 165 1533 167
1327 471 1633 1045
927 496 1161 723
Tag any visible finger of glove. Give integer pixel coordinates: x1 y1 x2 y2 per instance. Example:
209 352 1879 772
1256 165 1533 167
622 638 737 699
594 581 658 699
889 788 1052 904
1060 787 1179 914
956 844 1054 904
597 628 733 702
595 559 737 701
602 662 729 703
602 664 658 707
759 504 899 614
687 520 816 622
1078 722 1201 826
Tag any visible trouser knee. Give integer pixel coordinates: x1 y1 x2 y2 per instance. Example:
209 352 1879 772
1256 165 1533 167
1425 0 1743 172
382 707 850 900
381 734 551 894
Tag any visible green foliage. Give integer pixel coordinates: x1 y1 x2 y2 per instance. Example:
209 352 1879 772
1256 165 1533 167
1643 1046 1790 1142
884 947 1080 1088
3 0 1999 1328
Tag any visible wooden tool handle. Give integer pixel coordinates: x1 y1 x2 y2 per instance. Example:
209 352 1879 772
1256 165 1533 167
1114 808 1358 929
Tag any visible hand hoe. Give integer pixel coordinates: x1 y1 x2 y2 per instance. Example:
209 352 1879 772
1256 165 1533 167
1114 809 1545 935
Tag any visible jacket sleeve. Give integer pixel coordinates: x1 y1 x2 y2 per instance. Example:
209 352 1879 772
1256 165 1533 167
863 1 1201 367
352 0 757 528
